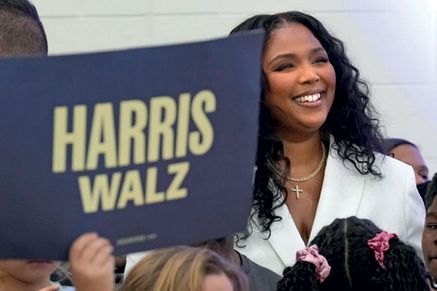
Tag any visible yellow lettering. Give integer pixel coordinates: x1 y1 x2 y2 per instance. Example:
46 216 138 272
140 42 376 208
145 167 165 204
78 173 122 213
175 93 190 158
118 100 147 166
117 170 144 209
189 90 216 155
52 105 87 173
86 103 117 170
166 162 189 200
147 97 176 162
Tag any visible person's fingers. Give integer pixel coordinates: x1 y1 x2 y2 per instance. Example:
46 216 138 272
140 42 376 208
80 237 111 263
69 232 98 261
37 283 61 291
93 241 114 266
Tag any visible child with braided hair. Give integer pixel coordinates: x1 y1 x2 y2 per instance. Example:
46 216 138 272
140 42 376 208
277 216 428 291
423 173 437 289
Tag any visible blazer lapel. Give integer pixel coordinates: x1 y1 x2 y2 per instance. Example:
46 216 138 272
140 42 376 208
266 203 306 267
309 145 366 242
260 140 366 267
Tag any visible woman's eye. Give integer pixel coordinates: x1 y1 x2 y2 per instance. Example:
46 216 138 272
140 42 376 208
314 57 328 64
426 223 437 230
276 63 294 71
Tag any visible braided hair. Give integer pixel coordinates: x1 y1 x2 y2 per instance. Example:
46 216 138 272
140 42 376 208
277 216 428 291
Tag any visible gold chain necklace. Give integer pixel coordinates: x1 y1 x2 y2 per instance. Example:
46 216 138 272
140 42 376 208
286 143 326 199
272 143 327 199
286 142 326 182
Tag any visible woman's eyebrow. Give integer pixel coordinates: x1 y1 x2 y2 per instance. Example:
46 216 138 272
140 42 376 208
267 53 296 65
267 47 327 65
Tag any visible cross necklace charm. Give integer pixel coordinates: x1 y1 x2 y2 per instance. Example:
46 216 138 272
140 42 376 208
291 184 303 199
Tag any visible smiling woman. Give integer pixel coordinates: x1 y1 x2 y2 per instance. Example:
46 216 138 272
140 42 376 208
262 23 336 135
229 11 425 276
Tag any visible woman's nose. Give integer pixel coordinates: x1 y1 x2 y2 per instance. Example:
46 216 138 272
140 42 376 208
298 65 320 84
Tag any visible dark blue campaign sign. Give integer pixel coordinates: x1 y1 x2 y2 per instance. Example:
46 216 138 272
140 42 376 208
0 32 263 260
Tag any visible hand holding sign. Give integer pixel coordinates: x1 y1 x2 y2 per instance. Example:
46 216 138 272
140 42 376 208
69 233 115 291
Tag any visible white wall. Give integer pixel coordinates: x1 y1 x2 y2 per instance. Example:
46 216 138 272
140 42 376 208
33 0 437 175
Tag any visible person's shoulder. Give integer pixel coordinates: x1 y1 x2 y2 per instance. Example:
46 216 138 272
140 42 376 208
368 153 417 190
376 152 414 175
240 252 281 279
239 252 281 291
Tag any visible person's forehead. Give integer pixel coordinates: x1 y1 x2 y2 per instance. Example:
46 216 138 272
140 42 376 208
267 23 321 49
392 144 426 164
428 196 437 213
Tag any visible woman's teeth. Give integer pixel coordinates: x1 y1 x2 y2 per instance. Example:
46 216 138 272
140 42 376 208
294 92 321 103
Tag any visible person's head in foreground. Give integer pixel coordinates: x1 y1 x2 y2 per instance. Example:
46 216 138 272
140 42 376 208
121 246 248 291
0 233 114 291
0 259 61 291
277 216 428 291
0 0 47 56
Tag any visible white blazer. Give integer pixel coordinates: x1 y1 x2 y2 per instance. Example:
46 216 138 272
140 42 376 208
236 148 425 275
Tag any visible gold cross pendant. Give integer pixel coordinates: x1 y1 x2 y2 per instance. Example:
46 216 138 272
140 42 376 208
291 185 303 199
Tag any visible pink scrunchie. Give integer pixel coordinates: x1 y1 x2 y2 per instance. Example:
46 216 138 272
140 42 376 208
296 245 331 282
367 231 397 269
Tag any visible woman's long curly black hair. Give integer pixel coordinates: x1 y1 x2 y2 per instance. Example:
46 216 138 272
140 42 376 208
277 216 429 291
230 11 384 237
